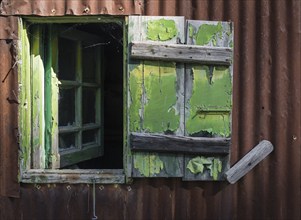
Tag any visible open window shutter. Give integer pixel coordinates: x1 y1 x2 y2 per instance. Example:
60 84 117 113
54 27 103 167
128 16 233 180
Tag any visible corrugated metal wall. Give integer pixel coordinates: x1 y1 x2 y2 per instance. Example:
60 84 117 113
0 0 300 219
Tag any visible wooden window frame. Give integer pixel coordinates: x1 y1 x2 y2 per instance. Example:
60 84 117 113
18 16 233 183
18 16 127 184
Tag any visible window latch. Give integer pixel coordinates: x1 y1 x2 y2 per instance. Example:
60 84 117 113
91 179 98 220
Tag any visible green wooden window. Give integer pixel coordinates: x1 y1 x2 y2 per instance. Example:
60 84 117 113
18 16 233 183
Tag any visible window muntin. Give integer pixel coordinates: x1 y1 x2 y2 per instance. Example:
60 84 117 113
57 34 102 167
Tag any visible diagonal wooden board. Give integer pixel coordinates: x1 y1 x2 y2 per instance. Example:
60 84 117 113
225 140 274 184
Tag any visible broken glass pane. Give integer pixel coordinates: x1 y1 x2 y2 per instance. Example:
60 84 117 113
59 132 77 150
82 88 96 124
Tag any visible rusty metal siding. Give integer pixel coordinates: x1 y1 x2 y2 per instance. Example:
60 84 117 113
0 38 19 198
0 0 300 219
0 0 144 16
0 16 18 39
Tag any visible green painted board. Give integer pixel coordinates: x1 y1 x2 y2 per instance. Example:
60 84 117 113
31 25 46 169
183 155 229 181
184 20 233 180
18 19 32 171
128 16 185 177
185 20 233 138
185 65 232 137
143 61 179 133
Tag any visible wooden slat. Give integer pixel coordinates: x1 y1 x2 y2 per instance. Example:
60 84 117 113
131 132 230 154
128 16 186 178
19 19 32 171
31 25 45 169
21 169 125 184
225 140 274 184
130 42 232 65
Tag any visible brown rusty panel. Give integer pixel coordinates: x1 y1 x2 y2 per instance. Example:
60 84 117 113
0 196 20 220
17 180 234 220
0 40 19 198
0 16 18 39
0 0 144 16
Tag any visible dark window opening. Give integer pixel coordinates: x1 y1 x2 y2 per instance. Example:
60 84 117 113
29 22 124 169
72 23 124 169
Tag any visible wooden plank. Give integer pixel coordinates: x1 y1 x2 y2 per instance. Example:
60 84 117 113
18 19 32 171
21 169 125 184
50 26 60 169
225 140 274 184
131 42 232 65
183 20 233 181
31 25 46 169
185 20 233 138
128 16 185 178
131 132 230 154
183 155 229 181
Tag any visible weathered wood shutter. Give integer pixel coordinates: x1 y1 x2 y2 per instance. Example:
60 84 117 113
127 16 233 180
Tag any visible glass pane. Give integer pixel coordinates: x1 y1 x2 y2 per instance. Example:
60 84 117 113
82 88 96 124
59 132 76 150
59 87 75 126
58 38 76 80
82 47 97 83
82 129 98 146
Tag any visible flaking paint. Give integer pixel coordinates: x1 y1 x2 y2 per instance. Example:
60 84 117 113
134 153 163 177
143 61 179 133
195 22 222 46
186 66 232 137
129 61 180 133
186 156 222 180
147 19 178 41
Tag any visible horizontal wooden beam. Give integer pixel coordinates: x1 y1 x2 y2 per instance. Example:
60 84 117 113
130 42 232 65
225 140 274 184
21 169 125 184
130 132 230 155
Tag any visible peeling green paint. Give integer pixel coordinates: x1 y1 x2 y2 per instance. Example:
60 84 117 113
186 66 232 137
188 24 195 38
147 19 178 41
143 61 179 133
19 21 32 170
187 156 222 180
129 64 143 132
195 22 223 46
134 153 163 177
129 61 180 133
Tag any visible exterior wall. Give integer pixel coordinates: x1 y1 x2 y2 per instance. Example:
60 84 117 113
0 0 300 219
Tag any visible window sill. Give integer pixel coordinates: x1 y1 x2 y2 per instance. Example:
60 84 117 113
21 169 125 184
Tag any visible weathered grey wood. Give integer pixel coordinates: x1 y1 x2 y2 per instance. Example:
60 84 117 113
130 42 232 65
21 169 125 184
225 140 274 184
131 132 230 154
183 155 229 181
